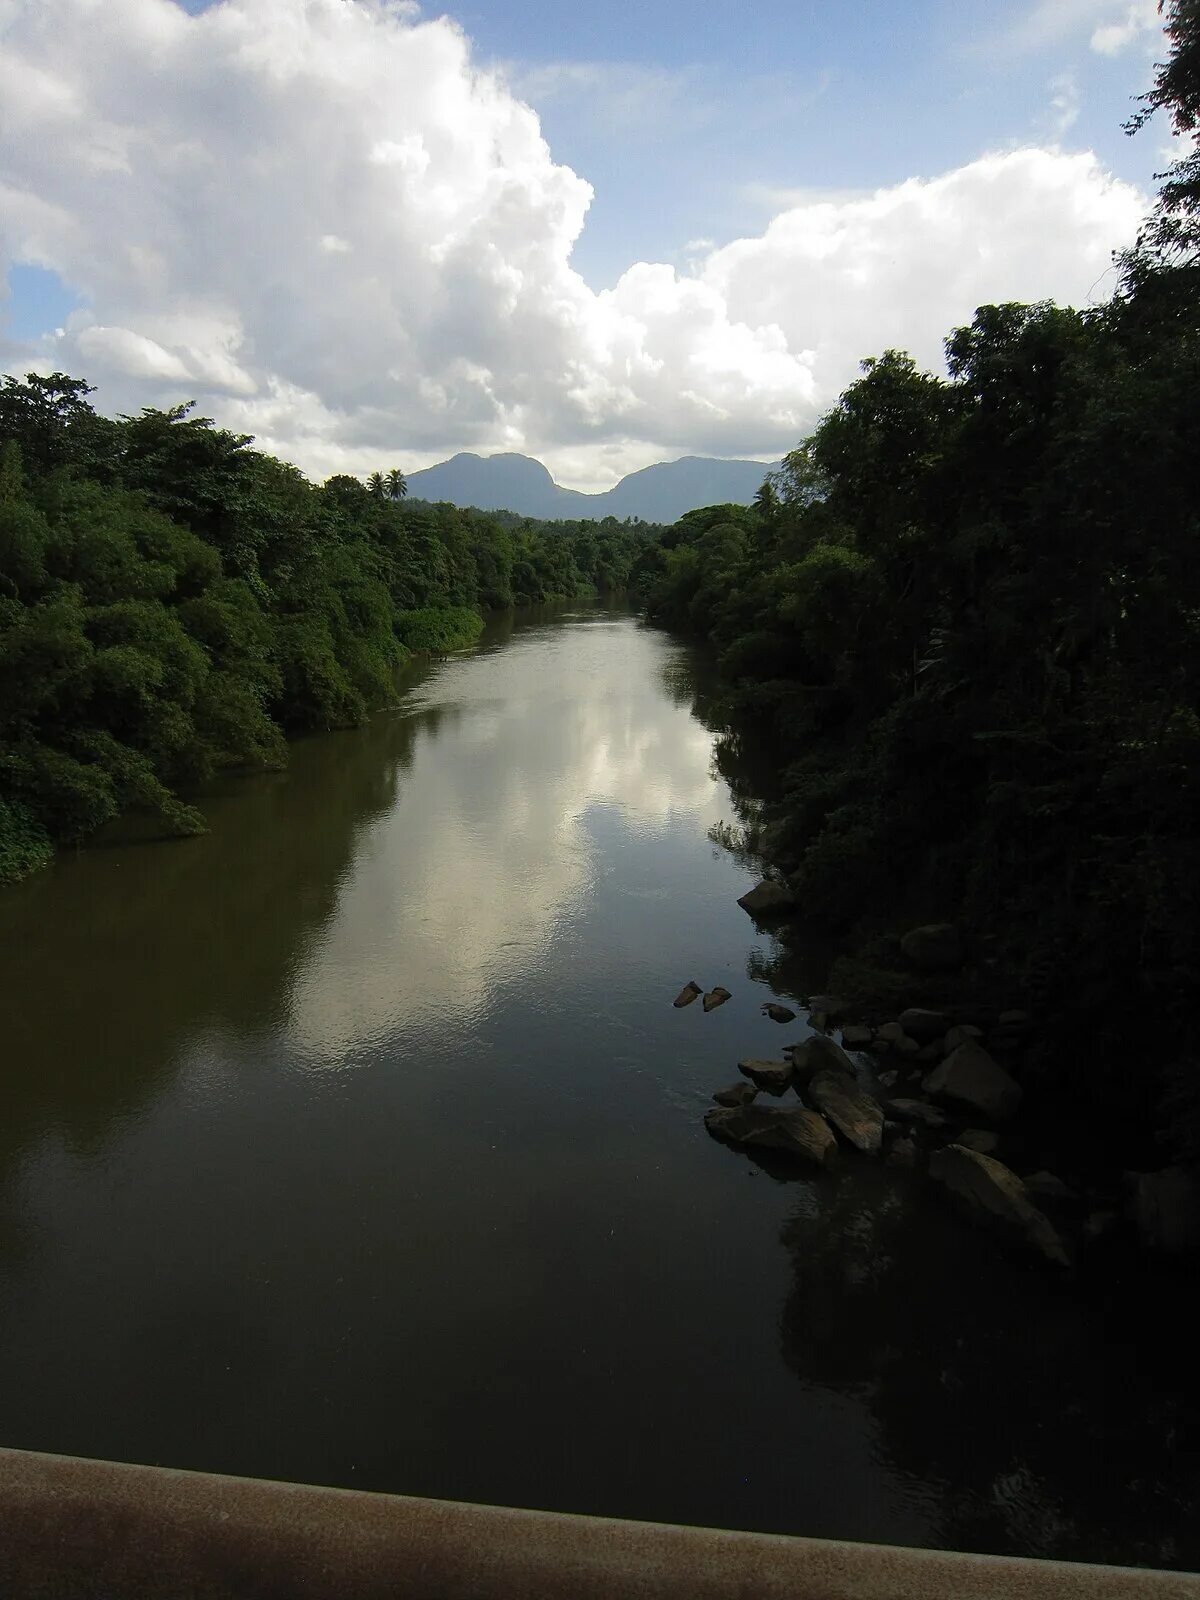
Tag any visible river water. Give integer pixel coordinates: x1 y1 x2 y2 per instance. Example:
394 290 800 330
0 606 1194 1568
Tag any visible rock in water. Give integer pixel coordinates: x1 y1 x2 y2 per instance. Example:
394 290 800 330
736 879 796 918
806 1070 884 1156
702 985 732 1012
762 1002 797 1023
885 1098 948 1129
788 1034 856 1083
712 1082 759 1108
672 981 703 1008
957 1128 999 1154
930 1145 1070 1267
841 1025 873 1048
924 1040 1022 1122
737 1058 794 1095
899 923 962 970
898 1007 950 1040
704 1105 837 1168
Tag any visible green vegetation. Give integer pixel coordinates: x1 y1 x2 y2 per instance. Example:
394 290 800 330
0 384 647 884
633 5 1200 1154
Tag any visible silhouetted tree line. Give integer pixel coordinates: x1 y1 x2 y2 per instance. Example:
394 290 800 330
631 3 1200 1155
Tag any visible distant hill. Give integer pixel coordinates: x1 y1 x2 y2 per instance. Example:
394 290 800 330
404 451 777 523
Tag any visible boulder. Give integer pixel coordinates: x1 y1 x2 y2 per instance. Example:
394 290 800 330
737 1058 794 1095
704 1104 837 1168
898 1007 950 1040
841 1025 873 1048
788 1034 856 1082
893 1034 920 1057
886 1097 948 1129
999 1009 1034 1030
943 1024 983 1052
924 1040 1022 1122
806 1070 884 1156
702 986 732 1013
915 1042 942 1063
878 1021 905 1042
1128 1167 1200 1256
957 1128 999 1155
762 1002 797 1024
736 879 796 918
899 923 962 970
886 1136 919 1170
877 1069 899 1090
712 1082 758 1108
672 981 702 1009
1023 1170 1077 1204
930 1145 1070 1267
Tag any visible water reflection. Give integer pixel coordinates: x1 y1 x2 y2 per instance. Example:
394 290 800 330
287 616 724 1061
774 1165 1200 1568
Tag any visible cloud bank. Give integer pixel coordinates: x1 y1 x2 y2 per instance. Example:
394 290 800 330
0 0 1147 487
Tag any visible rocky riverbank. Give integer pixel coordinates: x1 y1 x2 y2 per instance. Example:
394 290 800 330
694 881 1200 1265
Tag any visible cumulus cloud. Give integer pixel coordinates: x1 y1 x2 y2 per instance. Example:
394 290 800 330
1005 0 1160 52
0 0 1148 487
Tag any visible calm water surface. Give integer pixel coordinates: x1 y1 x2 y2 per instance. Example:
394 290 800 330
0 607 1195 1567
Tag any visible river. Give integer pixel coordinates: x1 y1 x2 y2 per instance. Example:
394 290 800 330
0 605 1194 1569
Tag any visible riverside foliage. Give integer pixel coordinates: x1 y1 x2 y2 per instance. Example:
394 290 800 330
0 386 646 881
633 6 1200 1152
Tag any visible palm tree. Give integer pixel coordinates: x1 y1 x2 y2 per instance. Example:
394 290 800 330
387 467 407 500
367 470 386 498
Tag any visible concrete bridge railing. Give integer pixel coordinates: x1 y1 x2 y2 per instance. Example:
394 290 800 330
1 1447 1197 1599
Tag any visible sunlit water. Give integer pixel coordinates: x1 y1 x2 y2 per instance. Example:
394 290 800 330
0 607 1194 1567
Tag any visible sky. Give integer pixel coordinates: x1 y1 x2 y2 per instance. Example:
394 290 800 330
0 0 1176 489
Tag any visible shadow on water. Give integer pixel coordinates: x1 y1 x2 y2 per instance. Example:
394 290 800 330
761 1132 1200 1569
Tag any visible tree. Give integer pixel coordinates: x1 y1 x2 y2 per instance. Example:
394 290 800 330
386 467 407 500
367 471 386 499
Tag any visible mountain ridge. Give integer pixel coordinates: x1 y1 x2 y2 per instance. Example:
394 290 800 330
404 451 777 523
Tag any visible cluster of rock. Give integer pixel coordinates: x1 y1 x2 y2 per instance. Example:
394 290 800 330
704 1024 1075 1267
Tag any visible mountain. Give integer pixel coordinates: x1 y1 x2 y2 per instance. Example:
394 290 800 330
404 452 777 523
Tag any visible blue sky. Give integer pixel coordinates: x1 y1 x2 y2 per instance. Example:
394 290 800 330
0 0 1170 485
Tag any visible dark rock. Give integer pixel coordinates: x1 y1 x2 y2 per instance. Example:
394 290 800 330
987 1031 1025 1054
999 1009 1034 1030
1084 1210 1118 1245
788 1034 856 1082
916 1042 942 1063
737 1058 794 1095
702 986 732 1012
929 1145 1070 1267
672 981 702 1009
806 1069 884 1156
877 1069 899 1090
886 1136 919 1170
712 1082 759 1107
898 1007 950 1040
1128 1167 1200 1255
868 1038 891 1055
762 1002 797 1024
705 1104 837 1168
886 1097 948 1129
899 923 962 970
878 1022 905 1042
841 1025 873 1048
958 1128 999 1155
893 1034 920 1057
924 1041 1022 1122
1023 1170 1077 1203
943 1024 983 1052
736 879 796 918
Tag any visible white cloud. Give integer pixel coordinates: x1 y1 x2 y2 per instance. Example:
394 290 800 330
1004 0 1160 51
1048 72 1081 136
0 0 1148 489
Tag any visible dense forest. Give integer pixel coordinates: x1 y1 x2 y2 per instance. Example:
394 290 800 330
632 3 1200 1157
0 385 647 885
